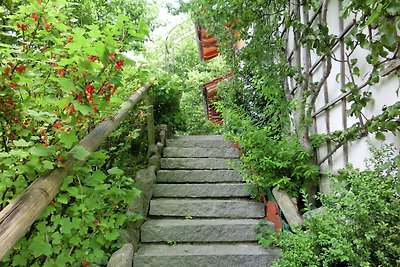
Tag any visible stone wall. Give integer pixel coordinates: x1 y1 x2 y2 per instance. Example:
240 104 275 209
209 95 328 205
94 125 168 267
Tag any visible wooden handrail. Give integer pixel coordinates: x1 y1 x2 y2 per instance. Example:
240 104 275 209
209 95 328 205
0 83 152 260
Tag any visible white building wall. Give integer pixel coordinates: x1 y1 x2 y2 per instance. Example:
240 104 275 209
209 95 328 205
286 0 399 191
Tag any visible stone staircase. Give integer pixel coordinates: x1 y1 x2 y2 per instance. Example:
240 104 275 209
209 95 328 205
133 135 280 266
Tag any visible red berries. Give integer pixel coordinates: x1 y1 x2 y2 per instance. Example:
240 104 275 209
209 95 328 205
16 23 29 31
53 122 62 130
84 84 94 95
81 261 90 266
31 13 38 21
57 68 66 77
108 53 116 61
115 59 124 71
87 55 97 62
15 65 26 73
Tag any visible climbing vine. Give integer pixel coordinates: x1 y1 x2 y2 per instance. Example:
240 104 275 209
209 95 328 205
180 0 399 194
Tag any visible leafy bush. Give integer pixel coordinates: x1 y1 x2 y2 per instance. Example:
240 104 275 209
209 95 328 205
259 144 400 267
216 79 319 197
0 0 154 265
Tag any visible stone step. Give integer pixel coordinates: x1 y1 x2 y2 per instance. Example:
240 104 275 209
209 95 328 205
163 147 238 158
149 199 265 218
171 135 225 141
157 170 243 183
141 219 272 243
133 243 280 267
161 158 234 170
166 136 232 148
153 183 250 198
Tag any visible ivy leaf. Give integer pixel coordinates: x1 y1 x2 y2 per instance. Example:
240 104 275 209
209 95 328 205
73 145 91 161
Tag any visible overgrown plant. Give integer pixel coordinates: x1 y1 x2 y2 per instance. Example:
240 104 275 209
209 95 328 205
0 0 155 265
257 144 400 267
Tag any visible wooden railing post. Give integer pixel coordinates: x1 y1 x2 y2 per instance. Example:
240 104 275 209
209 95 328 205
145 93 155 148
0 83 152 260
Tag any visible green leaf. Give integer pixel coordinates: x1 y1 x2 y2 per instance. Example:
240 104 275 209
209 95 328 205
92 170 107 182
385 121 398 131
28 236 52 257
107 167 124 176
59 131 78 149
74 102 92 115
10 149 30 158
13 254 28 266
73 145 91 161
43 160 54 170
26 109 57 123
0 152 10 158
66 187 79 197
29 145 53 157
57 194 69 204
94 41 107 63
13 139 31 147
375 132 386 141
58 78 75 93
104 229 119 241
60 218 75 234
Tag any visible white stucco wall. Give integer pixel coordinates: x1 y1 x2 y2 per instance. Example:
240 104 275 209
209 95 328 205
286 1 399 187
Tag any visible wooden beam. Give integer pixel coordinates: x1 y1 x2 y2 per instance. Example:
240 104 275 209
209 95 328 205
272 188 304 230
0 83 152 260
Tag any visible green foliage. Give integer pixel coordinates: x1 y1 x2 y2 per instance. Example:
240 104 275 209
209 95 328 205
147 18 228 135
259 144 400 267
218 99 319 196
0 0 154 265
3 154 141 266
151 72 185 131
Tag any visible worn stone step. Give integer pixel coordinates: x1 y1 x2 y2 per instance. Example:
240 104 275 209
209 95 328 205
157 170 243 183
166 136 232 148
172 135 225 141
153 183 250 198
149 199 265 218
161 158 234 170
133 243 280 267
141 219 272 243
163 147 238 158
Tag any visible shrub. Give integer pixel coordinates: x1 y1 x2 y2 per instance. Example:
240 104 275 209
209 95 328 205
259 144 400 267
